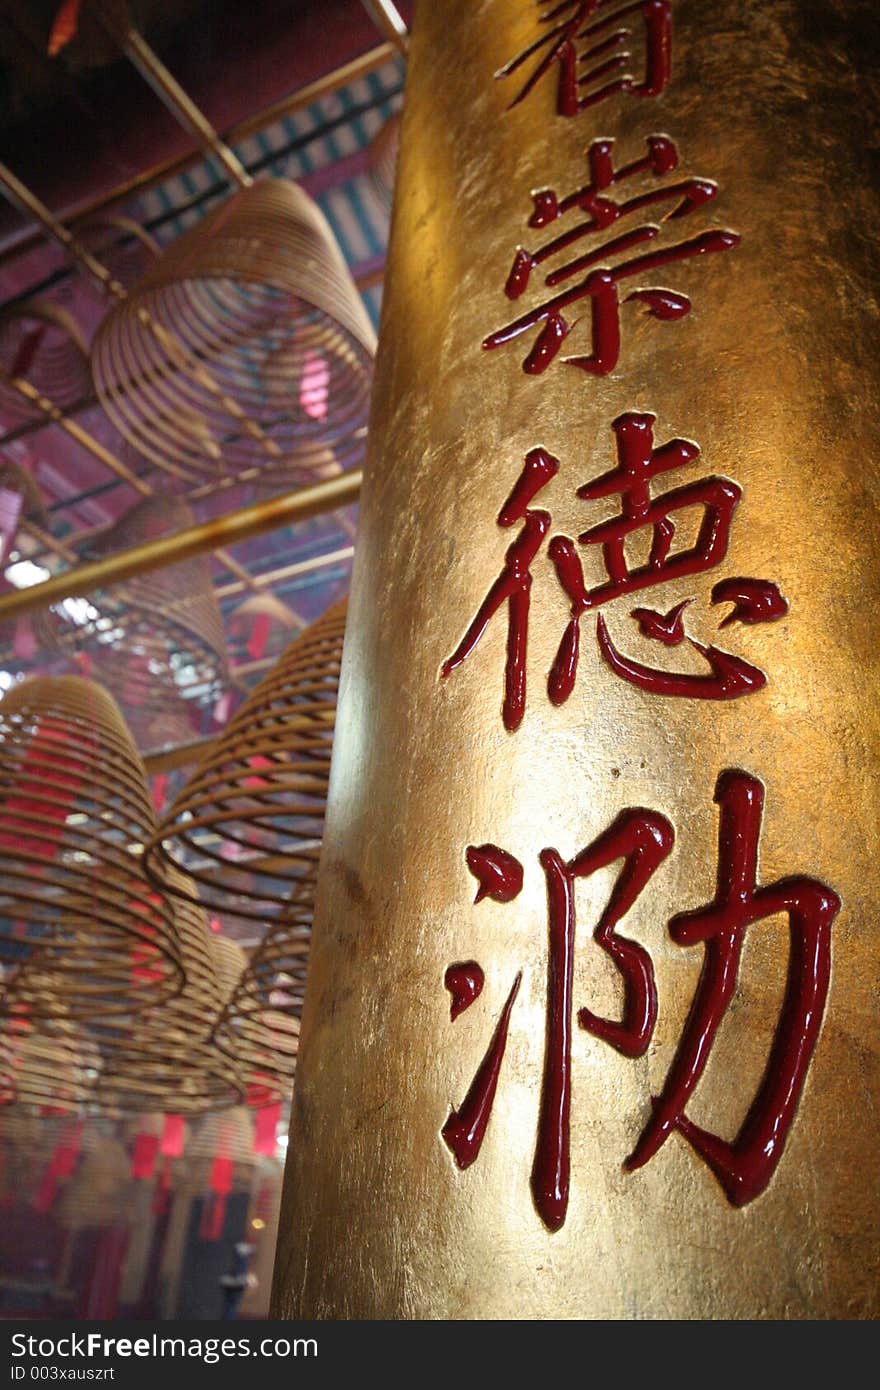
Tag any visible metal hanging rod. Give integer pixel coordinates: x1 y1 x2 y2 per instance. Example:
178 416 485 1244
360 1 410 54
0 161 122 300
0 470 362 623
3 376 150 494
143 735 216 775
1 379 307 608
0 180 392 325
3 366 355 611
0 44 398 266
214 544 356 601
93 4 252 191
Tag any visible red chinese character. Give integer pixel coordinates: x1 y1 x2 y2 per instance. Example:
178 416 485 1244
440 447 559 731
443 813 674 1231
441 773 840 1226
626 769 841 1206
496 0 672 117
483 134 738 378
441 414 783 724
549 410 770 703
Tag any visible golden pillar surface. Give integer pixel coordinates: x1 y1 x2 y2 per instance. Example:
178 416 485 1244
273 0 880 1318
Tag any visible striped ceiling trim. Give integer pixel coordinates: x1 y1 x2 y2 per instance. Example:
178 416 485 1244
136 57 405 329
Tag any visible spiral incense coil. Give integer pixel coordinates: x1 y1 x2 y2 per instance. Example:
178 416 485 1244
211 936 285 1107
58 495 228 747
0 1112 81 1207
369 111 401 212
119 698 199 759
0 298 90 429
0 676 184 1017
184 1106 257 1224
91 179 376 486
0 1109 67 1158
56 1136 131 1229
145 599 346 921
214 911 309 1088
189 1104 255 1164
88 872 245 1115
228 594 301 666
0 1018 99 1112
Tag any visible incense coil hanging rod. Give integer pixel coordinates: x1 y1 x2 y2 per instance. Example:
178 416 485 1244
0 675 185 1018
144 599 346 922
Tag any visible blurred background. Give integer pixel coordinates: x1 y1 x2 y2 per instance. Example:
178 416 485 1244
0 0 410 1319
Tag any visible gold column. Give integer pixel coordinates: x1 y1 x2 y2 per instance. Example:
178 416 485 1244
273 0 880 1319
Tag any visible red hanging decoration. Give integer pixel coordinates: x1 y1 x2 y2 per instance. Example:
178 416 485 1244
246 612 272 662
159 1113 185 1158
130 1132 159 1181
151 774 169 815
253 1102 281 1157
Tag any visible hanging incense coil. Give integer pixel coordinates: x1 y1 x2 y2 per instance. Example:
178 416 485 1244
124 701 199 757
235 443 349 495
0 299 90 430
370 111 401 212
56 1135 131 1229
0 1109 65 1164
0 1115 58 1209
90 179 375 486
211 936 285 1107
228 594 301 667
145 599 346 921
0 1111 81 1208
57 495 228 751
0 604 64 670
214 912 308 1090
185 1105 255 1190
185 1106 256 1241
0 1017 100 1111
0 675 184 1017
87 872 245 1115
